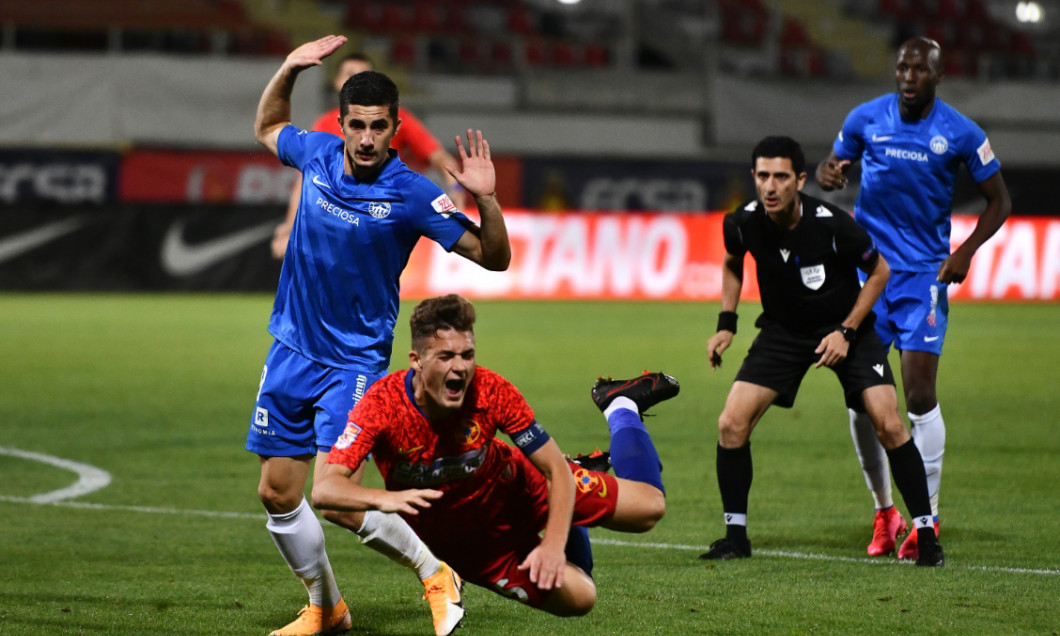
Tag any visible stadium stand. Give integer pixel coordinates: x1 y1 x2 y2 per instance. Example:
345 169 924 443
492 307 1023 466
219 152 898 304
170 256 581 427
0 0 1051 79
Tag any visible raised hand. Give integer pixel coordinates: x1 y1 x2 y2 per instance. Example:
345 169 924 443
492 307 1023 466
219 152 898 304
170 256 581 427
285 35 348 72
447 129 496 198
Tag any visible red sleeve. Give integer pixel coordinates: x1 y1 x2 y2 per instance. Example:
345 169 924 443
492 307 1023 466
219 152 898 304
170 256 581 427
476 369 536 437
312 108 342 137
394 107 442 163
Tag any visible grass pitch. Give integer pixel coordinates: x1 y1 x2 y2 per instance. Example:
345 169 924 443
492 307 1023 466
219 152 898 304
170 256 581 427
1 294 1058 635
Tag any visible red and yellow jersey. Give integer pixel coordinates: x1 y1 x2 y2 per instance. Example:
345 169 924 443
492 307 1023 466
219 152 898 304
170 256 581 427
328 367 537 510
311 106 443 174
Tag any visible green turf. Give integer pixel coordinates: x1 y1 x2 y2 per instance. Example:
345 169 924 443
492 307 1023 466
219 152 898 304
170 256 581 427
1 294 1058 635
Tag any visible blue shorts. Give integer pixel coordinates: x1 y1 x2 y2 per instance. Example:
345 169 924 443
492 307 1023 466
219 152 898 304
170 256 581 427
873 270 949 355
245 340 385 457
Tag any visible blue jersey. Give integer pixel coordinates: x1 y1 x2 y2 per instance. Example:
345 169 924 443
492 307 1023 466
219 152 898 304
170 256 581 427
832 94 1000 272
269 125 471 371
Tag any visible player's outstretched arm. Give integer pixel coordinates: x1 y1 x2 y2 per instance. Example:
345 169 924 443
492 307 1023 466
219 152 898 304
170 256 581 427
518 438 575 591
313 462 441 516
938 171 1012 284
255 35 348 155
448 129 511 271
815 149 852 191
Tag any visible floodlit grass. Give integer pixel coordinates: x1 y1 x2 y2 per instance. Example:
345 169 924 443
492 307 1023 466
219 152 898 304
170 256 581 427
1 294 1058 634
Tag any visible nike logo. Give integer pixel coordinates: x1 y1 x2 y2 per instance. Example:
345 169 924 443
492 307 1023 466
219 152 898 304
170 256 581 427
872 134 893 142
312 175 331 189
397 445 424 456
0 217 90 265
161 219 276 277
924 336 940 342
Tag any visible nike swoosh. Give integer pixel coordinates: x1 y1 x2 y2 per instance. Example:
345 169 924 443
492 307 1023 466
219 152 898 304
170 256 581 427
924 336 940 342
312 175 331 189
0 217 91 265
161 220 276 277
872 134 893 142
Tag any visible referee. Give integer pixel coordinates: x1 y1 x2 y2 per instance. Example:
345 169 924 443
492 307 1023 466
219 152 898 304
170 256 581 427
700 136 943 567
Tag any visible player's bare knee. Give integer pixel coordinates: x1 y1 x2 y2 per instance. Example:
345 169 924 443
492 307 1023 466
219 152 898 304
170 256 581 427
635 490 666 532
544 577 596 616
257 483 301 513
717 411 750 447
871 413 909 450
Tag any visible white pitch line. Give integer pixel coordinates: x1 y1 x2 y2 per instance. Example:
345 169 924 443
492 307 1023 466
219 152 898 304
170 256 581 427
3 447 1058 577
0 446 112 503
591 537 1060 576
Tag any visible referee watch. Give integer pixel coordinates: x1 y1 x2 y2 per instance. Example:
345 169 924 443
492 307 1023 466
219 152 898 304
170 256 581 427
837 326 857 342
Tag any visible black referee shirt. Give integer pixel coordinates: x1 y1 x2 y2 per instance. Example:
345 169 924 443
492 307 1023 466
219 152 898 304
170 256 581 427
723 193 880 337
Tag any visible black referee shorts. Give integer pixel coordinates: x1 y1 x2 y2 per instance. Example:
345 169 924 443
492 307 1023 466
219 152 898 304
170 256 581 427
734 323 896 410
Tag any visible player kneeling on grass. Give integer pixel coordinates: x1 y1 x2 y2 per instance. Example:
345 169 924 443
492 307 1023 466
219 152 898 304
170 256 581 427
700 135 944 567
313 294 679 623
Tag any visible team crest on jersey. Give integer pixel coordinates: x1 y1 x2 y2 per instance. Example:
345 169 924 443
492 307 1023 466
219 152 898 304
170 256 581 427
333 423 361 450
800 264 825 290
431 194 457 218
977 138 995 166
368 202 391 219
573 468 608 497
458 419 484 446
930 135 949 155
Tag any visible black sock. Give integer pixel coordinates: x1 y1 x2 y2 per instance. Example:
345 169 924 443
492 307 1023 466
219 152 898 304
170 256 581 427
717 442 752 542
886 439 931 520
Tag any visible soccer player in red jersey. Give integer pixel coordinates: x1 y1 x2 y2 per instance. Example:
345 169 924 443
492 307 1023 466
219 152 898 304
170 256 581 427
314 294 679 616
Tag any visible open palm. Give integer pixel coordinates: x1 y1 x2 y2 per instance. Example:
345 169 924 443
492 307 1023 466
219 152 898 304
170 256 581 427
447 129 496 197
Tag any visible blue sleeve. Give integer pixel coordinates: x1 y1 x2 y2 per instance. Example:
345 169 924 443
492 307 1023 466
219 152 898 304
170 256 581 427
958 120 1001 184
276 125 310 171
403 175 475 251
508 421 551 456
277 126 339 172
834 104 868 161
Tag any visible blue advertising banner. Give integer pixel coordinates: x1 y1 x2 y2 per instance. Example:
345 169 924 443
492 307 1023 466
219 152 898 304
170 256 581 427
0 149 122 205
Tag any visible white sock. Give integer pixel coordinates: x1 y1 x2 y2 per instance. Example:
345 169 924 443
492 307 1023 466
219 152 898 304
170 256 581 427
266 497 341 608
849 409 893 510
604 396 638 419
355 510 440 581
909 404 945 519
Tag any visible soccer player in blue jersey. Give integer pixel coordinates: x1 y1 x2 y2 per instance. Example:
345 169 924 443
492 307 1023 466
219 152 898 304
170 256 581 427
247 35 511 636
816 37 1011 561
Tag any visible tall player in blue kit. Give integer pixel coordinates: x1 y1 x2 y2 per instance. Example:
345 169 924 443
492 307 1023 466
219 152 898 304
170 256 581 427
816 37 1011 561
247 35 511 636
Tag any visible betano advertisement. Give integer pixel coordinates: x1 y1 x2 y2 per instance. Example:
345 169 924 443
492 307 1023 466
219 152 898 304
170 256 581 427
400 211 1060 302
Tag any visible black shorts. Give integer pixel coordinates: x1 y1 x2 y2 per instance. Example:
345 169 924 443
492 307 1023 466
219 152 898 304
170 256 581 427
734 323 896 410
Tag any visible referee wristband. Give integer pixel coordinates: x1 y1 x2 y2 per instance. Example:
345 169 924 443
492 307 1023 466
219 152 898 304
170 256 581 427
717 311 738 334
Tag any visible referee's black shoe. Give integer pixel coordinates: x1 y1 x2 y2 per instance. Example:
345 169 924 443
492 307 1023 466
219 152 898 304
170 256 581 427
915 533 945 567
591 372 680 414
699 537 752 560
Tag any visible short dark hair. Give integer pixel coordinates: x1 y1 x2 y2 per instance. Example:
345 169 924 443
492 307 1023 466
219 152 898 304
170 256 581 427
338 70 399 124
410 295 476 351
751 135 805 175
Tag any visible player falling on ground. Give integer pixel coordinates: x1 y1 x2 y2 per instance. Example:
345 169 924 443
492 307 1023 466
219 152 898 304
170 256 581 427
314 294 680 620
248 35 510 636
816 37 1011 559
